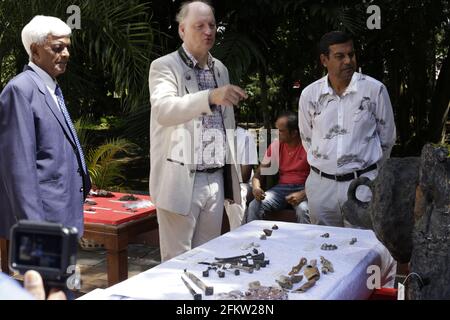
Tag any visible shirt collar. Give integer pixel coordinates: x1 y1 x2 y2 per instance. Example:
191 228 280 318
28 61 57 92
320 71 360 97
181 44 214 70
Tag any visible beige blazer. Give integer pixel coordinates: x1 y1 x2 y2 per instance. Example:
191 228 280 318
149 49 242 215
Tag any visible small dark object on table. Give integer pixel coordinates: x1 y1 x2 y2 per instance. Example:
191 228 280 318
93 190 114 197
118 194 139 201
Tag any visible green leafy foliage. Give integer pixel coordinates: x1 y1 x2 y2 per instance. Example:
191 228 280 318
212 31 266 84
86 138 137 190
75 117 137 190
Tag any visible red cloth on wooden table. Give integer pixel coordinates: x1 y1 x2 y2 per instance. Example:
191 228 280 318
83 192 156 225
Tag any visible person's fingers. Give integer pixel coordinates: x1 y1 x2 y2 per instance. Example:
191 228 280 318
48 289 67 300
229 93 240 104
223 97 234 108
225 93 239 106
228 96 239 106
231 85 248 99
214 85 247 107
24 270 46 300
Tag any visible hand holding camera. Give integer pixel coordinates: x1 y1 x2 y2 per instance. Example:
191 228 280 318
9 220 79 293
24 270 66 300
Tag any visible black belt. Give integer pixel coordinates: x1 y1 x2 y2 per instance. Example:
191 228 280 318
311 164 377 182
196 167 223 174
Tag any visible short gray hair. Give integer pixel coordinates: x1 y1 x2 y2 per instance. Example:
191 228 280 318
175 0 214 24
21 15 72 60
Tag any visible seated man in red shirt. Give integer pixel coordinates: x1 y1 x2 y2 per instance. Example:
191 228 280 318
246 111 311 223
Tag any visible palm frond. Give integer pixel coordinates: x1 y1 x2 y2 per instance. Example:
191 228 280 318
309 3 366 34
74 0 157 112
86 138 137 189
212 31 266 84
122 105 150 144
74 116 94 149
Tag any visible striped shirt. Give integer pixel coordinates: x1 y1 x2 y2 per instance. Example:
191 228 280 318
182 45 226 170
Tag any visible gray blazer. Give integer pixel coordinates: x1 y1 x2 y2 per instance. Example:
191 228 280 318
0 66 90 238
149 49 242 215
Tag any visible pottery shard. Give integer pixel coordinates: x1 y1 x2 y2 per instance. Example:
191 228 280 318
288 257 307 275
293 279 317 293
304 265 320 281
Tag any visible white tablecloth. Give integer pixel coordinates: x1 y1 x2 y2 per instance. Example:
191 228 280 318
79 221 396 300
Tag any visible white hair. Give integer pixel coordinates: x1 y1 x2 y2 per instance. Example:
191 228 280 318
21 15 72 60
176 1 214 24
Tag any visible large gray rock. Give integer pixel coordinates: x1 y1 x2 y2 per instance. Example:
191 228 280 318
343 144 450 299
408 144 450 299
343 157 420 263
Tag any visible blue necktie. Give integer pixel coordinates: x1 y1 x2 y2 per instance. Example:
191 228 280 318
55 85 87 174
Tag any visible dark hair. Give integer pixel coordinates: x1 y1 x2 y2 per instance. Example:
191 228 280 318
277 111 299 135
318 31 353 56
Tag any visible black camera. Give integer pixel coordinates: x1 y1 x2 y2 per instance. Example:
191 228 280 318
9 220 78 285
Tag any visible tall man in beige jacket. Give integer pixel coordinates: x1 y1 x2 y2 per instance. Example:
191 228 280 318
149 1 248 261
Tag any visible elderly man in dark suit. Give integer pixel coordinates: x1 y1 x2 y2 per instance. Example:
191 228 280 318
0 15 91 239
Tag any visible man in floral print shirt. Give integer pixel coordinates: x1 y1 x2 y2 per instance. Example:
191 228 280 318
298 31 396 227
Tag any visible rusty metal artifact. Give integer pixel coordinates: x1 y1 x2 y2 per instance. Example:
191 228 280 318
288 257 307 275
320 256 334 274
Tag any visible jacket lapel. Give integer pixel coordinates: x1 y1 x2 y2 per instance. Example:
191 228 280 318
183 69 198 94
25 66 76 147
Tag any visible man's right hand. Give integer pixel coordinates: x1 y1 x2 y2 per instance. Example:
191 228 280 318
209 85 248 107
253 187 266 201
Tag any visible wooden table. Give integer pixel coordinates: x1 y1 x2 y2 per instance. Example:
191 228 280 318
83 213 158 286
82 192 157 286
0 238 9 274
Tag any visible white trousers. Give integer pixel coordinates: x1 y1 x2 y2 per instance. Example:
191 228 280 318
157 170 224 262
305 169 378 227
